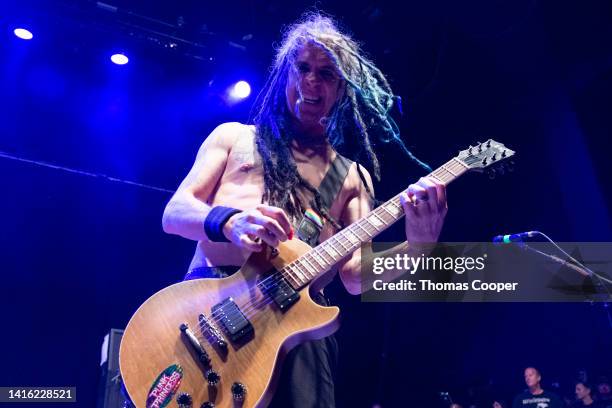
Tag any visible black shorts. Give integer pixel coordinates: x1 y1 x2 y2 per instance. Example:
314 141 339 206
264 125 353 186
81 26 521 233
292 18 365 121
186 266 338 408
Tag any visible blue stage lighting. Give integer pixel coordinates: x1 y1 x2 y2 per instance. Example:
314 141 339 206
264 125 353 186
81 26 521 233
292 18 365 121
14 28 33 40
110 53 129 65
230 81 251 99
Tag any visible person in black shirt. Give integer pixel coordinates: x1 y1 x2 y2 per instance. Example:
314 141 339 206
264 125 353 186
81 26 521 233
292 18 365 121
512 367 564 408
573 381 603 407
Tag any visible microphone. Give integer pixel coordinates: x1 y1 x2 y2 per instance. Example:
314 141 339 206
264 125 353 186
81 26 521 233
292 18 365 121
492 231 539 244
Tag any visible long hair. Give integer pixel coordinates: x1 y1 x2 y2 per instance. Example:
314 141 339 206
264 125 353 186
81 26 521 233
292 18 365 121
250 13 430 225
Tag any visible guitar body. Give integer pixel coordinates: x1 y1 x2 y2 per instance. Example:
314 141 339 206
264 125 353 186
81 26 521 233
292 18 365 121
119 238 340 408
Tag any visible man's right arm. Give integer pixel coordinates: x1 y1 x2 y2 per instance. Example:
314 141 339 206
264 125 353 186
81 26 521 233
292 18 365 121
162 122 293 251
162 122 238 241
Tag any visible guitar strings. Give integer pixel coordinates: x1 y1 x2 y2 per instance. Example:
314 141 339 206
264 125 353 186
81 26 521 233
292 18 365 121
179 155 489 363
203 165 463 323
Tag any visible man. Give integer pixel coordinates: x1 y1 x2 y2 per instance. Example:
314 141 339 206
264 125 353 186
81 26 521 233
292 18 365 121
574 381 603 407
512 367 563 408
162 14 447 407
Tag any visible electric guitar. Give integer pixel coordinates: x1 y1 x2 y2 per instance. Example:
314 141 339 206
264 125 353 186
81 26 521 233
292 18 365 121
119 140 515 408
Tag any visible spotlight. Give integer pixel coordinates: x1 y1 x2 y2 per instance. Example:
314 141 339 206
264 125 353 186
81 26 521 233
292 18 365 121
110 53 129 65
14 28 33 40
230 81 251 99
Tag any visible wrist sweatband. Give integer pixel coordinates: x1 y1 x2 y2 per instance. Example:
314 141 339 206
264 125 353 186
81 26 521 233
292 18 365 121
204 206 241 242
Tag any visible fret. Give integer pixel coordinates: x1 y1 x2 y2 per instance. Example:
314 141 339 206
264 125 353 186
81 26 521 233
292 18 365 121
369 213 384 228
344 229 360 244
300 257 317 275
308 251 326 269
315 248 331 265
430 173 446 184
322 244 339 259
431 168 451 184
380 205 395 217
385 201 403 217
281 268 300 288
355 222 373 238
287 264 307 283
451 157 469 170
334 235 351 251
375 207 394 223
440 164 458 177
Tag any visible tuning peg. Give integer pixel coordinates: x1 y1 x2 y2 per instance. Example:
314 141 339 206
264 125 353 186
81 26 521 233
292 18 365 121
501 149 507 158
492 153 497 161
468 145 474 155
486 140 491 148
482 157 488 166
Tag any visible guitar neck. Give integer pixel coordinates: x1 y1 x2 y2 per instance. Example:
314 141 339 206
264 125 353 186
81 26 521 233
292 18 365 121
282 157 469 289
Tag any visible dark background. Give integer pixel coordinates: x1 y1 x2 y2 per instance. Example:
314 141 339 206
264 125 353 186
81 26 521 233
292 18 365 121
1 0 611 407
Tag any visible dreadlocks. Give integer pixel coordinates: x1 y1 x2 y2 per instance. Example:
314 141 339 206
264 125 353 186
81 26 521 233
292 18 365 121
250 13 430 225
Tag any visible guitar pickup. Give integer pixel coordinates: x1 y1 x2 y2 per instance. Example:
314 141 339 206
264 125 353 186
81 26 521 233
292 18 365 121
211 298 254 344
261 277 300 311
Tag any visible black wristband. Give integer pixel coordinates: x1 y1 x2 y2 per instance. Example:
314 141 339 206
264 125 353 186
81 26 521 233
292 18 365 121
204 206 241 242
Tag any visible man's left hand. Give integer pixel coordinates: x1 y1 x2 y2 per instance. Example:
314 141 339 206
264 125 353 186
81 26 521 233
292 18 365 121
399 176 448 244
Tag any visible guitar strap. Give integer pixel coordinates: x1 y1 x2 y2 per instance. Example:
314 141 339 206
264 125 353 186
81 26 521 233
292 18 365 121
296 154 353 246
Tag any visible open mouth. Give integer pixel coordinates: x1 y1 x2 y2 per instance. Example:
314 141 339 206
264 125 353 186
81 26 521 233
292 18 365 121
302 96 321 105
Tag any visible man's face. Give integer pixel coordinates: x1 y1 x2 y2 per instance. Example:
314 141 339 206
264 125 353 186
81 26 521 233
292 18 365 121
524 368 541 388
285 42 343 134
575 384 589 400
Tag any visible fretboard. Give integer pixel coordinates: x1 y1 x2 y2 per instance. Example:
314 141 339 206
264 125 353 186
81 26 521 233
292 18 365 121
280 157 469 289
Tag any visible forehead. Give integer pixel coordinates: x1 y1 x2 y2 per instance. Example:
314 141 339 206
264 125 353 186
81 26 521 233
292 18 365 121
525 368 538 375
294 43 335 67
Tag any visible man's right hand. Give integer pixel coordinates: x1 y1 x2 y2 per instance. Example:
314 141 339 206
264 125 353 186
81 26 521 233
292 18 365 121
222 204 294 251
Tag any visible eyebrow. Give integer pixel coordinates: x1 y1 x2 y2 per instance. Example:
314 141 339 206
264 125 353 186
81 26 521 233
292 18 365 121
296 60 337 71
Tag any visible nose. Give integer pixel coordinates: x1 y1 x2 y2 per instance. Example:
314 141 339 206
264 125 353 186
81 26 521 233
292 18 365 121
304 71 321 87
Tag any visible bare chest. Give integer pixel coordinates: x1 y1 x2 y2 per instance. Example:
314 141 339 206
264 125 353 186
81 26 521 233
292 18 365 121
212 135 350 227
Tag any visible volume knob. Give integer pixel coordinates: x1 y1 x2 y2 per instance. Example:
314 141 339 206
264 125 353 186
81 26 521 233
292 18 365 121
176 392 193 408
205 369 221 386
231 382 247 401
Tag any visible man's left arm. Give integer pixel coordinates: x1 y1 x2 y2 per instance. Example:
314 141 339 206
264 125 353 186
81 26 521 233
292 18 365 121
337 168 448 295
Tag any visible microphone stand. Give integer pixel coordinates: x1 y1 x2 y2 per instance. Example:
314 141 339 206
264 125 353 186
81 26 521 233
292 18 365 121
513 232 612 328
518 244 592 278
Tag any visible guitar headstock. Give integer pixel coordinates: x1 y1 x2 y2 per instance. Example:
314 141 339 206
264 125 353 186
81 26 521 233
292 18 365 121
457 139 515 177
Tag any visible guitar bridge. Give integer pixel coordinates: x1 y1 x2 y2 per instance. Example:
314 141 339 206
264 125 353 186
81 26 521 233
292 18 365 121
198 313 228 351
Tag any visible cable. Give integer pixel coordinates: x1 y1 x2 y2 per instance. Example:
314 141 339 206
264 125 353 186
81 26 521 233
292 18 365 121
0 150 175 194
534 231 612 286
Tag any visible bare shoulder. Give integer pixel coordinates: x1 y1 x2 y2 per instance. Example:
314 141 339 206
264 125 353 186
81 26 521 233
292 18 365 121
203 122 253 150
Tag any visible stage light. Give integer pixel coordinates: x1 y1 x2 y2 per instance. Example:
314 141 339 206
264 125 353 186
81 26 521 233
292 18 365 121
230 81 251 99
14 28 33 40
110 53 129 65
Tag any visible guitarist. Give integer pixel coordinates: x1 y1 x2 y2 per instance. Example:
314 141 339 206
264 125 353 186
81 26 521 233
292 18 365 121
162 14 448 408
